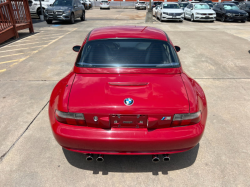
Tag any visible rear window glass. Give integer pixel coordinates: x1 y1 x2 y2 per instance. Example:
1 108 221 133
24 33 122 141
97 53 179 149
76 39 180 68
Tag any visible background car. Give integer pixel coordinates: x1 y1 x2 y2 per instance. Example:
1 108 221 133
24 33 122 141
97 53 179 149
100 0 110 9
178 2 189 10
135 1 146 10
239 2 250 20
44 0 85 24
222 1 240 6
156 2 184 22
148 1 162 10
29 0 55 16
153 5 161 17
184 3 216 22
80 0 91 10
49 26 207 162
213 3 248 22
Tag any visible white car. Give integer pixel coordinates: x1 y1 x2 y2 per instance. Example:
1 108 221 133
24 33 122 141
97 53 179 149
29 0 55 16
100 0 110 9
153 5 161 17
184 3 216 22
135 1 146 10
156 2 184 22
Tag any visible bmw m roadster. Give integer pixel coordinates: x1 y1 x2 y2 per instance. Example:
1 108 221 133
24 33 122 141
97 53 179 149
49 26 207 163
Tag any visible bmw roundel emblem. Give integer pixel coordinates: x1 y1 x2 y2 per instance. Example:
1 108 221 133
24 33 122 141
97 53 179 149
124 98 134 106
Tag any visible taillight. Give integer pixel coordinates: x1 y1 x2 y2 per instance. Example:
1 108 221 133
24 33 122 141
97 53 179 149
100 3 102 4
171 111 201 127
55 110 86 126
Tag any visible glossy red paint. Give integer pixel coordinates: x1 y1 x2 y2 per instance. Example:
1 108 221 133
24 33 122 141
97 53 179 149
48 26 207 156
88 26 168 42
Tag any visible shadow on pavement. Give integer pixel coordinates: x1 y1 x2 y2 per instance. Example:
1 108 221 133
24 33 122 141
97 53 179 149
63 144 199 175
0 32 39 48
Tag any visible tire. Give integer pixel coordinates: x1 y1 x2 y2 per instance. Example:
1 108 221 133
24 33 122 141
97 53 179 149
70 13 75 24
160 14 163 22
81 11 85 21
37 8 45 17
221 14 225 22
241 20 245 23
191 14 194 22
46 20 52 24
100 7 101 9
179 20 183 22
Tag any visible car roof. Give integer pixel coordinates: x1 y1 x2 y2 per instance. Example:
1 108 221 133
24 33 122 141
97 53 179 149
88 26 168 42
222 3 236 5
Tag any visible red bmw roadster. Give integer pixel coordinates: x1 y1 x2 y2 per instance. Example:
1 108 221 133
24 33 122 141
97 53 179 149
49 26 207 162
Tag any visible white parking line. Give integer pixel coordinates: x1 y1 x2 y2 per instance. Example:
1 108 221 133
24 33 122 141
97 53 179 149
8 28 77 68
0 59 24 65
5 40 55 48
0 53 24 58
0 45 46 53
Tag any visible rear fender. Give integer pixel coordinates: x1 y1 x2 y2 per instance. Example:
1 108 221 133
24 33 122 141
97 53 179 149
181 73 207 125
48 72 76 125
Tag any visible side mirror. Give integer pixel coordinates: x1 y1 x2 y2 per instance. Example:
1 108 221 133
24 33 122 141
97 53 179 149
73 45 81 52
175 46 181 52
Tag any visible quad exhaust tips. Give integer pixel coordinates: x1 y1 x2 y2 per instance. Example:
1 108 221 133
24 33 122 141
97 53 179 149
86 154 94 161
152 155 160 163
163 154 170 162
96 154 104 162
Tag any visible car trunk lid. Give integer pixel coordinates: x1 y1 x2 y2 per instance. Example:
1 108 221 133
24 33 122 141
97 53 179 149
68 73 189 129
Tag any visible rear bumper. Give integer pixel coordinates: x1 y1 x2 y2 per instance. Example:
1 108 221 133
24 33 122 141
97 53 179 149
52 120 205 155
100 5 110 8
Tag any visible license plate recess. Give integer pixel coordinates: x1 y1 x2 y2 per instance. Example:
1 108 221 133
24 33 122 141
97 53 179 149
110 115 147 128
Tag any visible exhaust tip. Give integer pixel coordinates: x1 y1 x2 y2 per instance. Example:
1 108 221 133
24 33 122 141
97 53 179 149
86 154 93 161
152 155 160 163
96 154 104 162
163 154 170 162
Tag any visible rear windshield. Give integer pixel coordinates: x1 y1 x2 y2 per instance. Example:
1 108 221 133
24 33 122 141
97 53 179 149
76 39 180 68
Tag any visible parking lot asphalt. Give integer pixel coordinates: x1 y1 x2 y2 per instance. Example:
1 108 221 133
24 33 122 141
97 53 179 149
0 9 250 186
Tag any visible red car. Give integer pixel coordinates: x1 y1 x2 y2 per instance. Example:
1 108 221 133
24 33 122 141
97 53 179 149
49 26 207 163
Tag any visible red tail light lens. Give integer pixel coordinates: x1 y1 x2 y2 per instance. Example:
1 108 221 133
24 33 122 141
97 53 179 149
55 110 86 126
171 111 201 127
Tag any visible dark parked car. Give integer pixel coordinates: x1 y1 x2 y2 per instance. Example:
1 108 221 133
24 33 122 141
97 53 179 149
178 2 189 10
239 2 250 20
213 3 248 22
222 1 240 6
44 0 85 24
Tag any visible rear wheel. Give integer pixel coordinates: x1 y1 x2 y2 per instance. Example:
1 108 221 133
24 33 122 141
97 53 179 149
37 8 45 17
241 20 245 23
70 13 75 24
81 11 85 21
